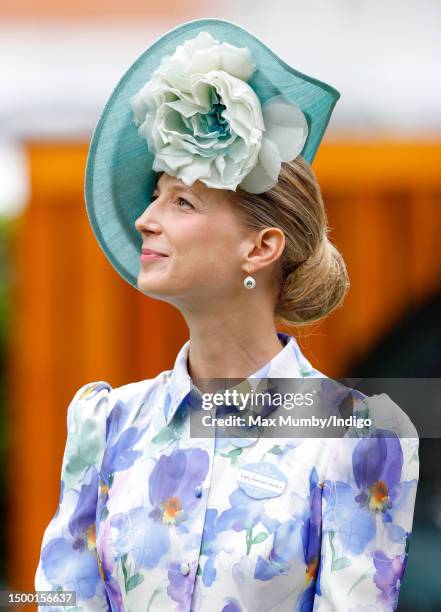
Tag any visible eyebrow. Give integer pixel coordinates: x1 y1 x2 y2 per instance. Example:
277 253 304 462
153 180 202 204
155 179 192 193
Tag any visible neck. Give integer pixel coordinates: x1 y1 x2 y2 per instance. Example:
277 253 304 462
184 314 285 383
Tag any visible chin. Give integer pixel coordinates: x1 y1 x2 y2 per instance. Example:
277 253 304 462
136 275 175 299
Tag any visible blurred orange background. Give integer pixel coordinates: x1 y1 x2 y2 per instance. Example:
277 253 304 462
1 1 440 609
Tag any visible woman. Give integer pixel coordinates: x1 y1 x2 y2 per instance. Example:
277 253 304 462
35 18 419 612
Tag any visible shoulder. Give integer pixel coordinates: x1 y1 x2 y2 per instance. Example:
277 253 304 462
109 369 172 409
61 382 113 488
357 391 420 477
95 370 174 436
68 369 173 422
324 389 419 483
356 392 418 438
72 370 172 413
66 380 113 428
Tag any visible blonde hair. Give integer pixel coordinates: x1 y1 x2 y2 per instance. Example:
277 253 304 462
235 156 350 327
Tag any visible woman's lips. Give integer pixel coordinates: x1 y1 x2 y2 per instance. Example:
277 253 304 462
140 252 168 262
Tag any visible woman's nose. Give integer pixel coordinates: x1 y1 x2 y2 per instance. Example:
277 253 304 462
135 202 158 233
134 209 147 232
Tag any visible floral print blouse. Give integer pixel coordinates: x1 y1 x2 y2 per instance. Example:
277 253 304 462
35 332 419 611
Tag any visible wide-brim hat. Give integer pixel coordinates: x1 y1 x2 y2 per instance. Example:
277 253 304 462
85 18 340 290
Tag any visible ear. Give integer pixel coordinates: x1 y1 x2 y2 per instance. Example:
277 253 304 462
245 227 286 272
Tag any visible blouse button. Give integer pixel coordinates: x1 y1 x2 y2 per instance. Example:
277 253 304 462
194 484 203 498
180 561 190 576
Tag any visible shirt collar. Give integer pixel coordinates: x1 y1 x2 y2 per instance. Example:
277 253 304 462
163 332 317 426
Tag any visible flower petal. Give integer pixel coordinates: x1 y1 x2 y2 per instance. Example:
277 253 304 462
262 95 308 161
154 146 193 172
220 42 256 81
190 80 213 110
165 99 202 118
179 157 212 186
239 137 281 194
130 94 148 127
200 71 264 137
181 31 218 57
187 44 221 75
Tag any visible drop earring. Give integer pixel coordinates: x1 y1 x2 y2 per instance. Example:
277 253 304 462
243 265 256 290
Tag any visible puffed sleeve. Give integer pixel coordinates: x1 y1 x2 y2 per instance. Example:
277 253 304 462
312 393 420 611
34 381 113 612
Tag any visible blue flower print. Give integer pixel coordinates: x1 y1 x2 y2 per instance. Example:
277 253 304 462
110 448 210 573
167 559 198 612
40 469 103 601
373 546 410 609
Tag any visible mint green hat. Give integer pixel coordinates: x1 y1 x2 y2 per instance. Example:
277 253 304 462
85 17 340 290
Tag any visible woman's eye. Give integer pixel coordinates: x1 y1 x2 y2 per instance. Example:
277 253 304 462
176 197 194 210
150 194 194 209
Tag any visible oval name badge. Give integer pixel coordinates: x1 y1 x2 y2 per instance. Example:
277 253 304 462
237 461 287 499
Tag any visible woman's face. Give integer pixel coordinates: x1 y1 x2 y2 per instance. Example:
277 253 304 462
134 172 255 311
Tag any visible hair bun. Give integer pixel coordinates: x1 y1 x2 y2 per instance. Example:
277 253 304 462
277 236 350 327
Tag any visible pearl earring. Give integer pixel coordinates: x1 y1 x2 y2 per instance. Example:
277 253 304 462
243 265 256 290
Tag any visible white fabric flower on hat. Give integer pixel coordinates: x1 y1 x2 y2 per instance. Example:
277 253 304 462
131 31 308 194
